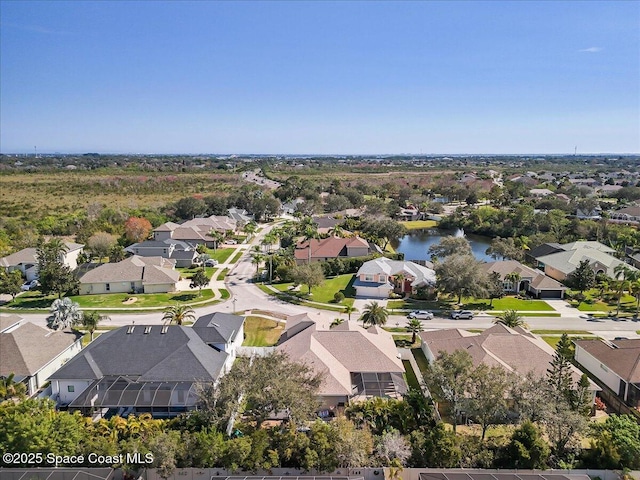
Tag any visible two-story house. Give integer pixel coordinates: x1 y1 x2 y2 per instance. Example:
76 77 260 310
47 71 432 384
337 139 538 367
353 258 436 298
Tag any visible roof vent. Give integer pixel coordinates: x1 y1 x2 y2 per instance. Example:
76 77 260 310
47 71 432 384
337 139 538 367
126 325 135 334
161 325 169 334
144 326 152 334
211 323 220 328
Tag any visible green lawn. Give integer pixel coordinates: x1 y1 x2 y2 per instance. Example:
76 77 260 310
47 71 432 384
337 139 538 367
532 329 592 335
228 250 244 264
242 316 284 346
271 274 356 306
206 248 236 264
411 348 430 378
542 335 596 349
70 290 216 308
388 295 553 312
399 220 438 230
176 266 215 279
394 334 419 348
402 360 421 390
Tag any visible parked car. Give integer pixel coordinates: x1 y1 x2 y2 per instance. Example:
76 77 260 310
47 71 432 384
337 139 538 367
21 280 40 291
204 259 219 267
450 310 474 319
224 239 237 245
407 310 434 320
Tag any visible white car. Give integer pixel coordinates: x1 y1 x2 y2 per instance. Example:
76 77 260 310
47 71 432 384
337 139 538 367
224 239 237 245
407 310 434 320
21 280 40 291
450 310 474 319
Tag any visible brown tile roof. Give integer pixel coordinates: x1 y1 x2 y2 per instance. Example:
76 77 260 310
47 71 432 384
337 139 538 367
0 314 24 333
574 338 640 382
0 322 81 377
294 236 370 261
481 260 566 291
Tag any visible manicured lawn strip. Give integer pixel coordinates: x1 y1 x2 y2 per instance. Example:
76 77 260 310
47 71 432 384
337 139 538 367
399 220 438 230
389 296 554 312
411 348 430 378
394 334 418 348
542 335 596 349
228 250 244 264
242 316 284 347
402 360 421 390
517 312 561 317
207 248 236 264
269 274 356 306
220 289 230 299
176 266 215 279
258 284 348 312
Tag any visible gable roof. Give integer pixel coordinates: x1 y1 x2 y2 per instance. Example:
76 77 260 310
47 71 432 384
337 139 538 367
49 325 227 382
0 241 83 268
537 247 633 277
192 312 245 344
277 316 404 397
481 260 566 291
574 338 640 383
0 322 81 377
0 314 24 333
79 255 179 285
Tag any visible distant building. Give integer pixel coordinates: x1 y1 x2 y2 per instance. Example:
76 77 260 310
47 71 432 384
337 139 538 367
0 241 84 282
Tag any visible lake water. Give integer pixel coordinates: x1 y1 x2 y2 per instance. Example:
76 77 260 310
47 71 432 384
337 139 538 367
391 229 493 262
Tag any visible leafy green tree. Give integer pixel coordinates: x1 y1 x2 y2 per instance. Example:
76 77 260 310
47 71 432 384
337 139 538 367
38 262 78 299
82 311 110 341
162 304 195 325
434 254 488 304
48 297 83 330
0 373 27 400
343 304 357 321
0 270 23 299
359 301 389 327
407 318 424 343
485 236 524 261
429 236 472 259
37 238 69 265
566 259 595 295
494 309 527 329
174 196 207 220
588 414 640 469
486 271 505 306
291 262 325 294
503 421 550 469
108 244 126 263
190 268 210 296
425 350 473 433
466 363 512 440
408 422 461 467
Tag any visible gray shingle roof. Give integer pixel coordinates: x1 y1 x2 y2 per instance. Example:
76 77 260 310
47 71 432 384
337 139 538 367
357 258 436 287
79 255 179 285
49 325 227 382
192 312 245 344
0 322 81 377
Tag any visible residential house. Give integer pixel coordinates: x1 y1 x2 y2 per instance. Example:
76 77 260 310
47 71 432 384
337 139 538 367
227 207 254 224
49 315 245 417
574 338 640 408
417 472 590 480
532 241 635 282
78 255 180 295
481 260 567 299
312 215 342 235
0 241 84 282
529 188 554 197
610 205 640 224
276 314 407 409
0 315 82 396
281 198 305 215
420 324 599 415
153 215 238 247
125 239 197 267
576 207 602 219
354 257 436 298
191 312 245 372
396 205 423 221
294 236 375 265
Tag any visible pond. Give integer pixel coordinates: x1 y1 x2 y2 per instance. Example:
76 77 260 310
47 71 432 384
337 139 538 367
391 228 493 262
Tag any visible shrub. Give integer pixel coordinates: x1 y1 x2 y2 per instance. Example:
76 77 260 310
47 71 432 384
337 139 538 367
333 292 345 303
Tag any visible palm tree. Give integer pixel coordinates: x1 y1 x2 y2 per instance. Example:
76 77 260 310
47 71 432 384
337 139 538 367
47 297 83 330
613 265 633 316
208 230 224 251
250 246 264 280
82 311 110 341
505 272 521 294
359 301 389 327
36 238 69 265
0 373 27 400
629 278 640 318
394 273 405 294
162 304 195 326
407 318 424 343
243 221 258 240
330 318 344 329
494 309 527 329
344 305 358 322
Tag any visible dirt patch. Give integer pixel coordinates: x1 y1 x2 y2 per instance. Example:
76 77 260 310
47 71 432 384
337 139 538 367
122 297 138 305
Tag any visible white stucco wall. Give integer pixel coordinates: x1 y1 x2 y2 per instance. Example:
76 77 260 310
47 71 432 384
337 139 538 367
34 340 83 394
79 281 141 295
63 248 83 270
575 346 622 394
355 285 392 299
143 283 177 294
52 379 93 405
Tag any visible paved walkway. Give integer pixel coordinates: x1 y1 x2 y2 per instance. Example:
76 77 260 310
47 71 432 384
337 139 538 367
543 299 583 317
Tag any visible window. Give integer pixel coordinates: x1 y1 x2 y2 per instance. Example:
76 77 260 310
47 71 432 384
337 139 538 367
363 274 374 282
379 275 386 283
67 385 75 393
105 283 110 292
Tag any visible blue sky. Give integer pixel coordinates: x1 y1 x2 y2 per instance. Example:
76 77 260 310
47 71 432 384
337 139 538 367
1 1 638 154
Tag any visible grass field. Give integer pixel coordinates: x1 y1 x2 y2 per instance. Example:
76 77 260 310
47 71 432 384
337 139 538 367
207 248 236 264
176 266 215 279
5 289 216 309
402 360 421 390
388 296 554 312
411 348 430 378
271 274 356 305
399 220 438 230
542 335 596 349
242 316 284 346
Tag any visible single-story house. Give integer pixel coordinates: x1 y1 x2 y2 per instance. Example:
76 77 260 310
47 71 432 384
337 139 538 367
125 239 198 267
574 338 640 408
49 314 245 418
312 215 342 235
353 258 436 298
481 260 567 299
227 207 254 224
294 236 375 265
396 206 424 221
610 205 640 224
78 255 180 295
535 242 636 282
277 314 407 409
420 324 599 412
0 315 83 396
0 241 84 281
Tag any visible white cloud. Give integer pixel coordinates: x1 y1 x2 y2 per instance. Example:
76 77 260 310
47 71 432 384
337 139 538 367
579 47 603 53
